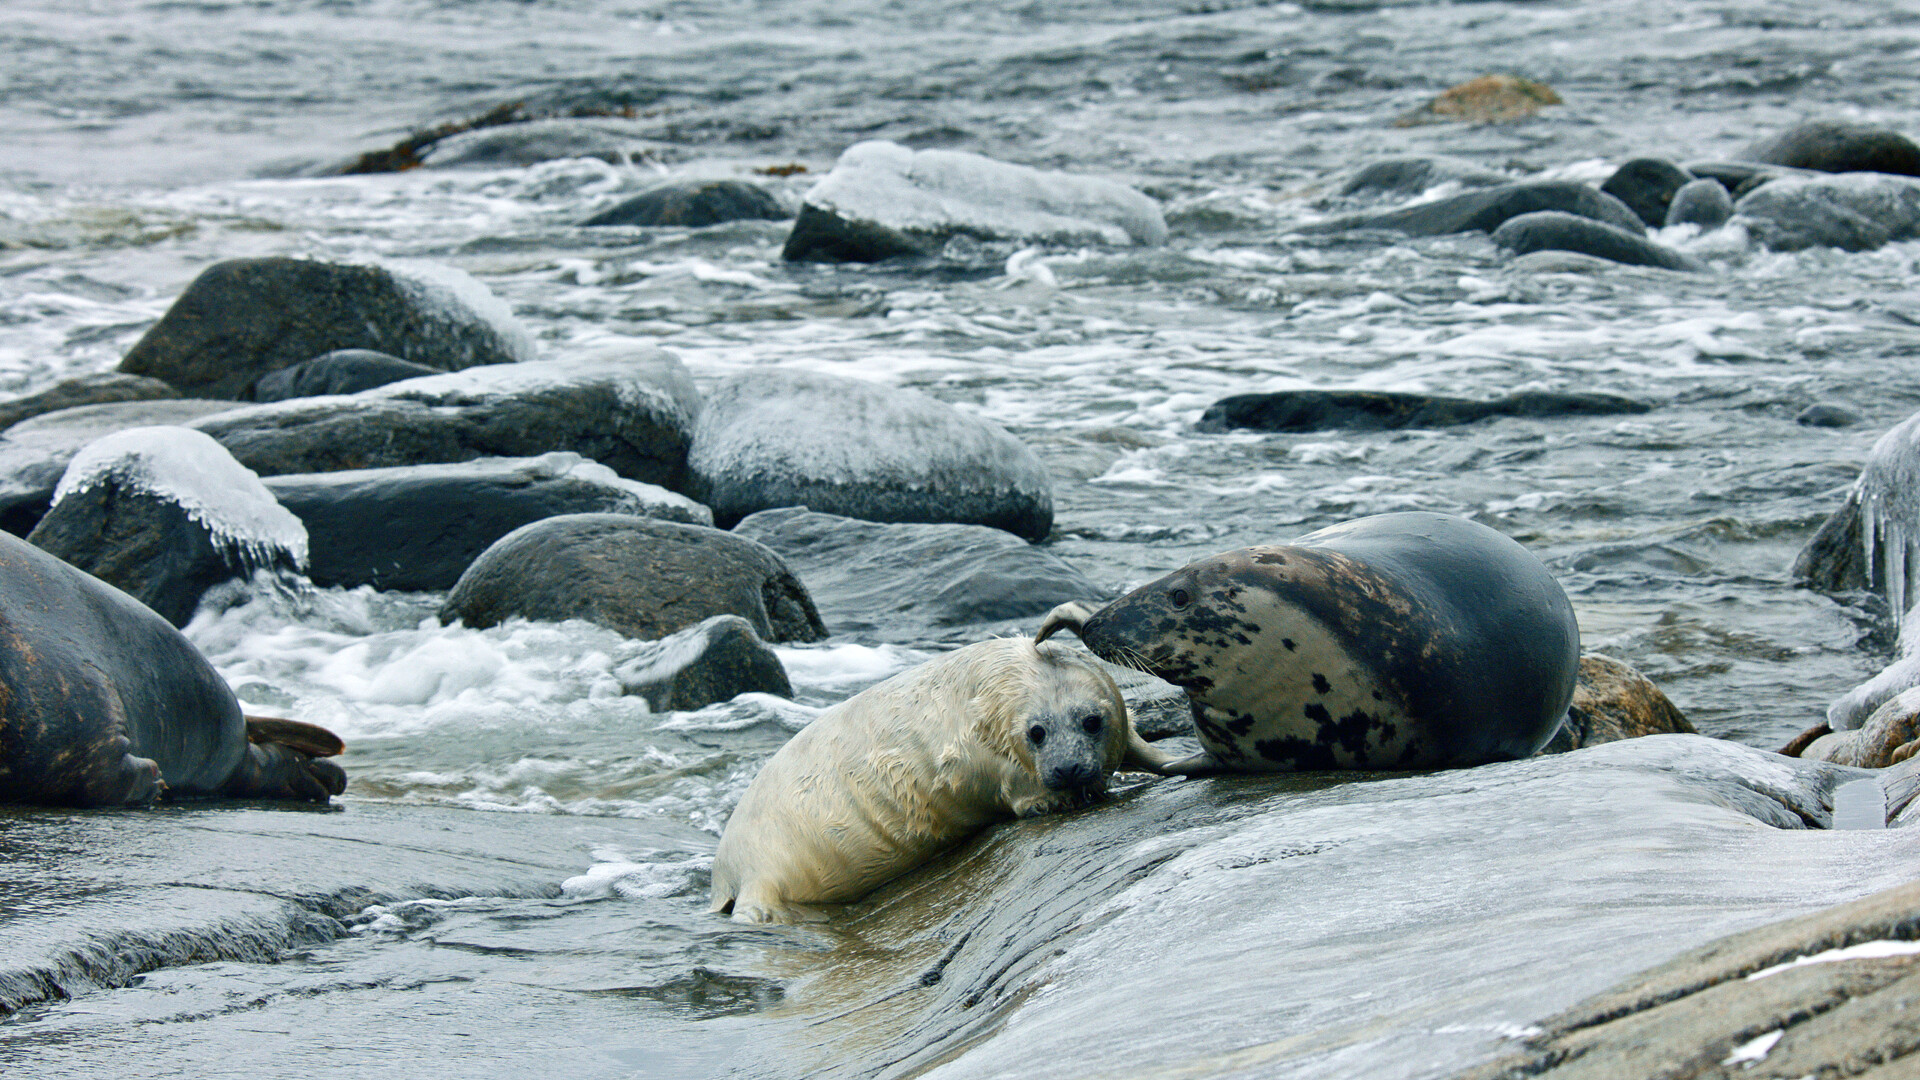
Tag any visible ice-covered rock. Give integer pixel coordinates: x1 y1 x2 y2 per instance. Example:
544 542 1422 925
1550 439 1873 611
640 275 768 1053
265 453 710 592
188 349 700 491
1492 211 1708 271
1743 120 1920 177
1302 180 1646 238
0 399 239 537
28 427 307 626
613 614 793 712
251 349 443 402
732 507 1103 641
1733 172 1920 251
119 257 538 399
581 180 789 227
688 369 1053 540
0 373 178 434
782 140 1166 263
441 513 827 644
1795 686 1920 769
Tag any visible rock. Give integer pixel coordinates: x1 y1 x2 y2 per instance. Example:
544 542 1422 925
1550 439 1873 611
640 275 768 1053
1663 177 1735 229
1538 654 1696 754
731 507 1102 640
1337 156 1511 198
251 349 444 402
265 453 711 592
1684 159 1816 198
26 427 307 627
1734 172 1920 252
612 614 793 712
781 140 1166 263
1392 74 1562 127
1792 491 1869 595
440 513 827 644
0 399 240 537
689 369 1053 541
581 180 788 227
0 373 177 434
1303 180 1646 237
1600 158 1695 228
1195 388 1650 434
417 117 666 169
1796 402 1862 428
1790 686 1920 769
1744 120 1920 177
188 349 700 491
1492 210 1708 271
118 257 538 400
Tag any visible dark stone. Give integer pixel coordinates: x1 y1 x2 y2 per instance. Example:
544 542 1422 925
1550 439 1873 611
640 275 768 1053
1301 180 1646 237
1663 178 1734 229
582 181 788 228
615 614 793 712
1492 211 1707 271
265 453 710 592
418 118 663 169
689 369 1053 541
440 513 827 644
0 399 240 537
251 349 444 402
732 507 1103 641
1743 120 1920 177
118 257 537 400
782 203 927 263
0 374 177 434
1682 159 1812 198
1537 654 1695 754
1791 492 1868 593
1337 156 1510 198
1600 158 1695 228
1796 403 1862 428
188 352 700 491
1195 388 1650 434
1734 173 1920 252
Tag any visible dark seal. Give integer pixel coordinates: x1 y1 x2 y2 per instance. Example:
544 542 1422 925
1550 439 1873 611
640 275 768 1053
1036 511 1579 773
0 531 346 806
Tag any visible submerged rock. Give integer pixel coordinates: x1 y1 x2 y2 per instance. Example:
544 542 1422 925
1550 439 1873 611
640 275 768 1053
613 614 793 712
1392 74 1562 127
265 453 710 592
1600 157 1695 228
581 180 788 227
732 507 1102 640
1196 388 1649 434
250 349 443 402
1663 177 1735 229
441 513 827 644
1743 120 1920 177
1795 402 1862 429
1303 180 1646 238
0 399 239 537
1539 654 1696 754
689 369 1053 540
417 117 666 169
118 257 538 400
781 140 1166 263
0 373 177 434
1338 156 1510 198
1734 171 1920 252
1492 210 1707 271
26 427 306 626
189 350 701 491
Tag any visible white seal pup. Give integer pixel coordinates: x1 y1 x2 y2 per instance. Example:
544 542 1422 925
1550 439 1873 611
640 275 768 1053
709 637 1170 924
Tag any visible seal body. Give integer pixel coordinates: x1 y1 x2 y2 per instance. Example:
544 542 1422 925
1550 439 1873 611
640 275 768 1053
0 530 345 806
709 637 1166 924
1039 512 1578 773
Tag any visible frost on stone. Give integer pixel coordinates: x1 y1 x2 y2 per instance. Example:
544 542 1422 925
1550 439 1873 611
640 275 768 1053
1827 409 1920 728
804 140 1167 247
371 349 698 427
375 257 541 366
437 452 713 525
52 426 309 573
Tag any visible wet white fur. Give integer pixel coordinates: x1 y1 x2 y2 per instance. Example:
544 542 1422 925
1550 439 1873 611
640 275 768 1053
709 637 1165 924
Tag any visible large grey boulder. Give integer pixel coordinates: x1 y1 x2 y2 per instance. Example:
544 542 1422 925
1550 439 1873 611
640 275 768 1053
118 257 537 399
441 513 827 644
27 427 308 626
1743 120 1920 177
689 370 1053 540
1302 180 1646 238
582 180 788 228
265 453 710 592
732 507 1103 640
782 140 1166 263
0 399 238 536
1734 172 1920 251
188 350 701 490
1492 211 1707 271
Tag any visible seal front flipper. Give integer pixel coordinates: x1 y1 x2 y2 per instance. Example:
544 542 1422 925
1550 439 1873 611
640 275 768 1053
1034 601 1099 644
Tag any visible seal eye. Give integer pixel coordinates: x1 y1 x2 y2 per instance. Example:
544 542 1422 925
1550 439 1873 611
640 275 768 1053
1081 714 1103 735
1170 588 1191 609
1028 724 1047 747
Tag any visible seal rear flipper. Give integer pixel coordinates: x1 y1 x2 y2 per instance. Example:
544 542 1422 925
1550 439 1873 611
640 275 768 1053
1778 721 1831 757
222 741 348 802
1034 601 1099 644
1158 750 1228 776
245 715 345 758
1120 729 1181 775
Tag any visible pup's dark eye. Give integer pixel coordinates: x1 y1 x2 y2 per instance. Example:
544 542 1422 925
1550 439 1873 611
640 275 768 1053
1081 714 1103 735
1170 588 1191 608
1028 724 1047 747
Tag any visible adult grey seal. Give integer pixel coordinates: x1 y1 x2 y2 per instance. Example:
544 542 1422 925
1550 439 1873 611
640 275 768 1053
0 530 346 806
1036 511 1579 773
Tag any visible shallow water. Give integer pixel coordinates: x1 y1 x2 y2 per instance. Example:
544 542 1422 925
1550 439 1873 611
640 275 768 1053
3 1 1920 1077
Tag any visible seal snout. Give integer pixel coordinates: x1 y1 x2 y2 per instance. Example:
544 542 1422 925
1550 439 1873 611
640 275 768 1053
1045 760 1102 792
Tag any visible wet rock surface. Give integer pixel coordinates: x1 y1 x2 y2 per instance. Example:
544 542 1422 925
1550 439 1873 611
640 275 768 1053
1602 157 1696 228
1492 210 1707 271
581 180 788 227
1304 180 1646 238
1541 654 1697 754
0 373 178 434
250 349 443 402
1197 387 1650 433
612 614 793 712
1735 172 1920 252
1743 120 1920 177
